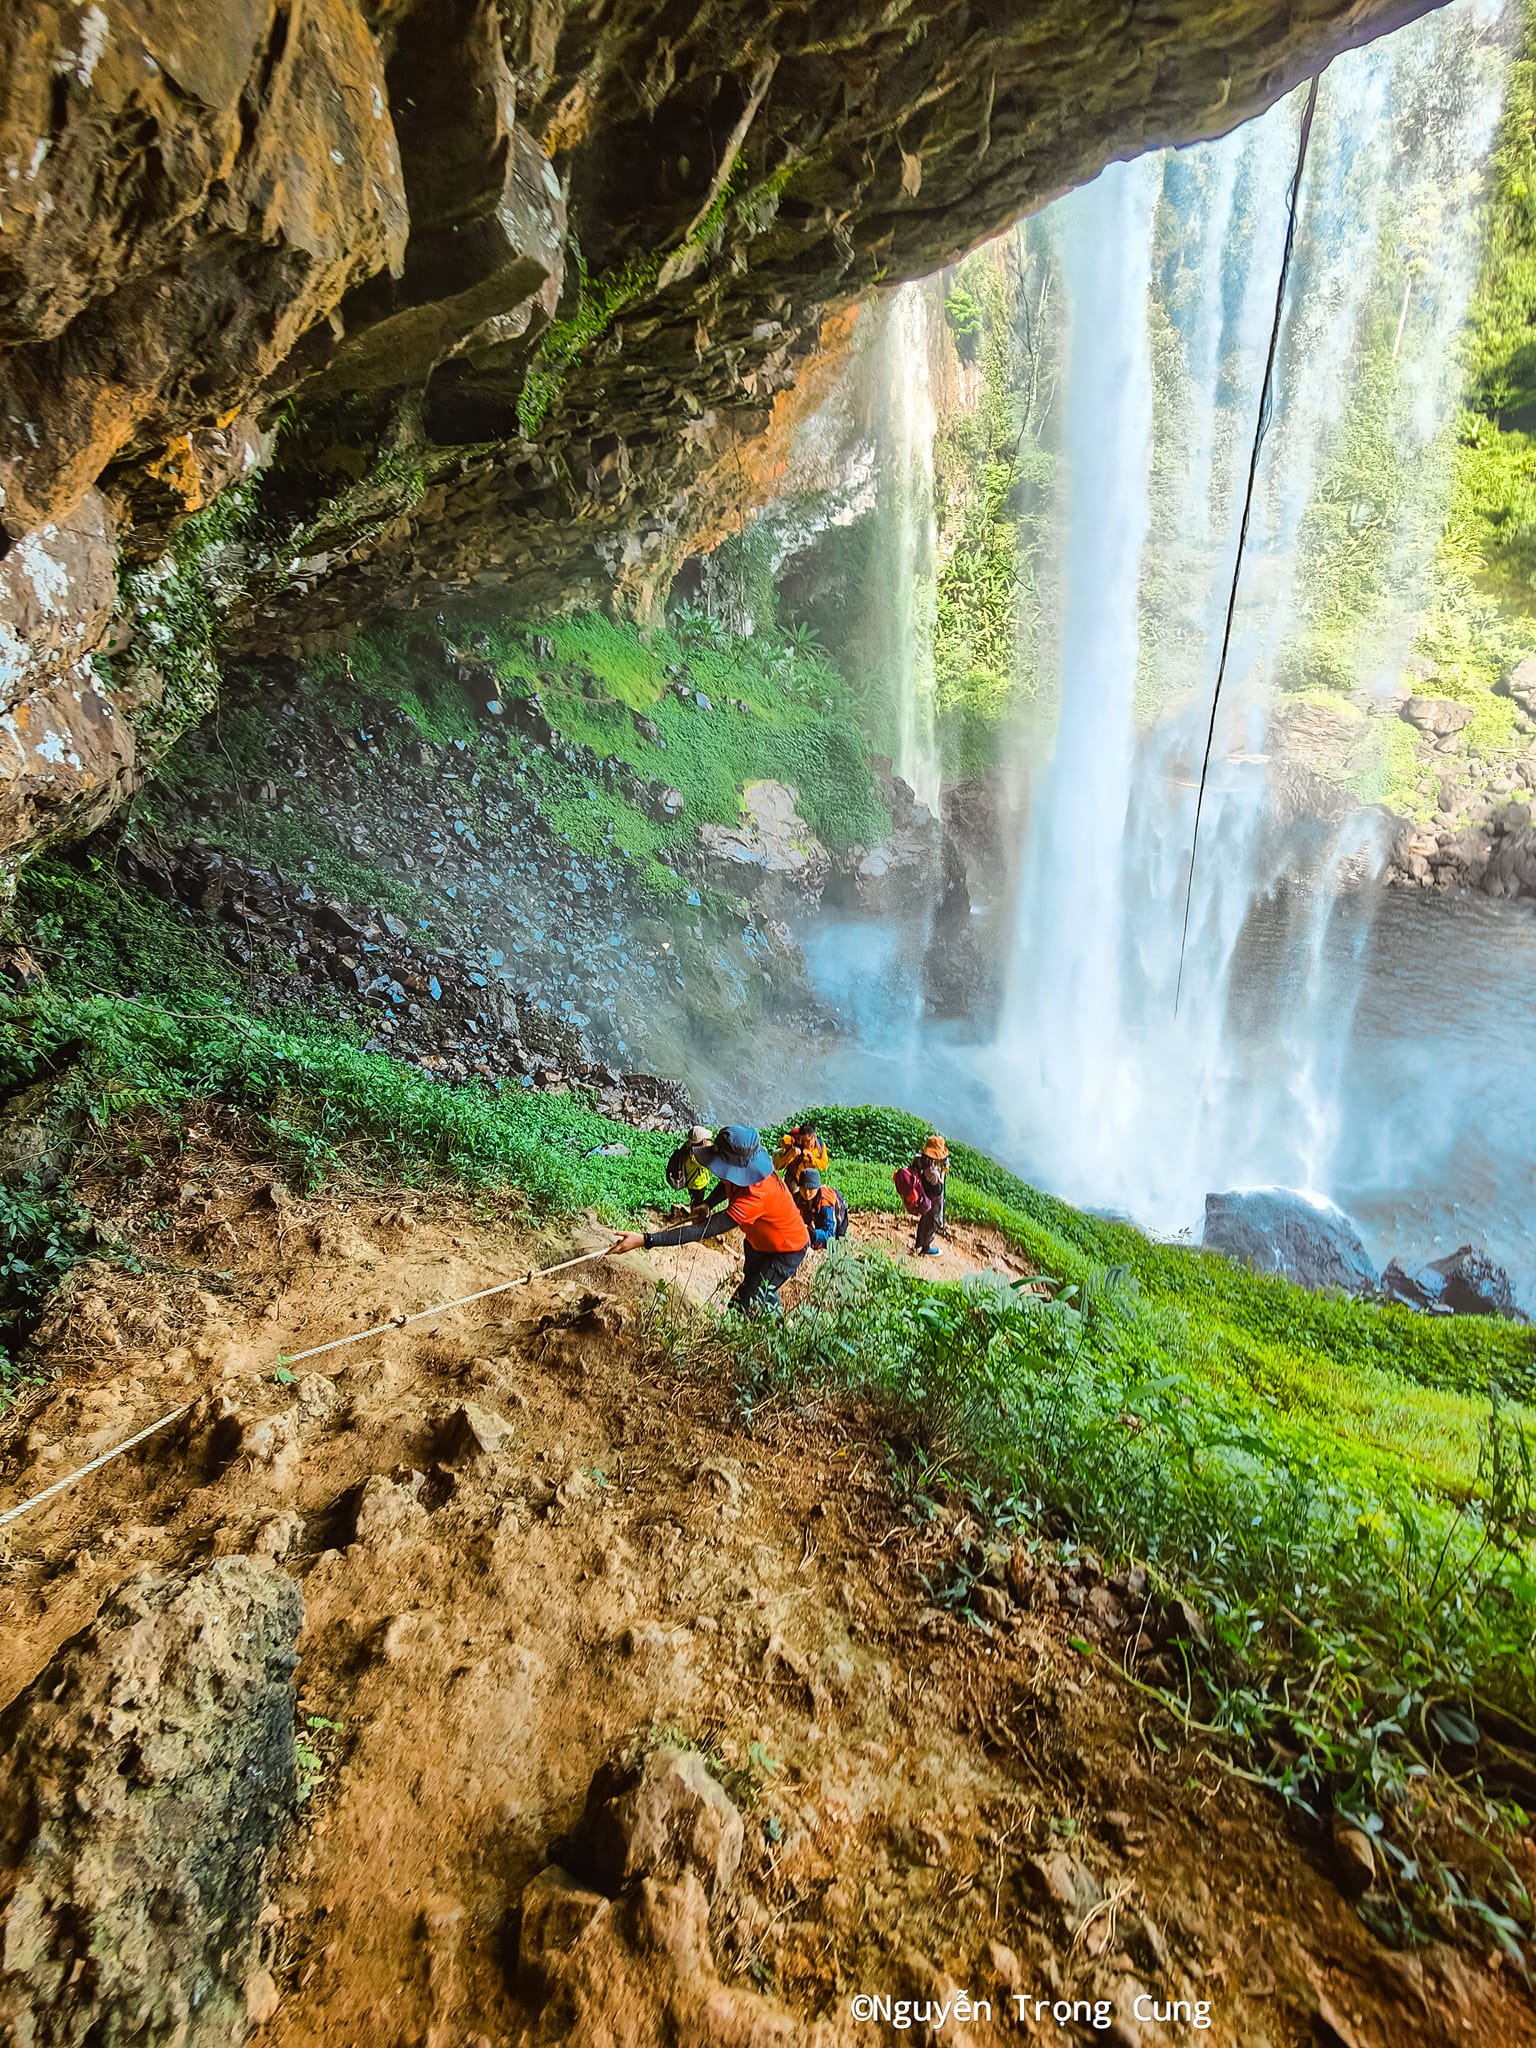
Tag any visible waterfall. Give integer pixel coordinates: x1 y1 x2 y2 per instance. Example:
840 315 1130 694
874 283 943 812
1002 158 1160 1152
992 0 1511 1231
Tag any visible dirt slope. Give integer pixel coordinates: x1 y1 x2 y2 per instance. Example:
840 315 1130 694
0 1128 1532 2048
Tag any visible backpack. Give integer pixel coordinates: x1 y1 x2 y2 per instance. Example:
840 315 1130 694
803 1185 849 1246
893 1165 925 1215
664 1142 693 1191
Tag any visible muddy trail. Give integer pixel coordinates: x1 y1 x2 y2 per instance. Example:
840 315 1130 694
1 1121 1532 2048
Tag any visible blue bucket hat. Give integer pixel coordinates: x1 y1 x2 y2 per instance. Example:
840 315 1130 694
702 1123 774 1187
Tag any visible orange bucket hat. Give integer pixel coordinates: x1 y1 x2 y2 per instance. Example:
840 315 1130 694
923 1134 948 1160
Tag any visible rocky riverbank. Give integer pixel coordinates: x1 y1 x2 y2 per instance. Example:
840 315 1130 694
1259 676 1536 902
1203 1186 1530 1322
1387 796 1536 901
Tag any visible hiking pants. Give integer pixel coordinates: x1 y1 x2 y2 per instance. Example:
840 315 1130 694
915 1188 946 1253
733 1244 806 1318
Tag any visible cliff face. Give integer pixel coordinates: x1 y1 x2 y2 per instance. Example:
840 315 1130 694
0 0 1439 863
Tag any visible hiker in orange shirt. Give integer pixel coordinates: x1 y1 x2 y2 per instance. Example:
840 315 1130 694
610 1124 810 1317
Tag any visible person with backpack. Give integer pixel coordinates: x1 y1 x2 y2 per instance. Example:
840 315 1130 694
663 1123 715 1219
894 1134 949 1255
794 1167 849 1248
773 1124 829 1194
609 1124 809 1316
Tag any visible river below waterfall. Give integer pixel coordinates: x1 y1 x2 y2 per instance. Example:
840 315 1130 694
787 887 1536 1307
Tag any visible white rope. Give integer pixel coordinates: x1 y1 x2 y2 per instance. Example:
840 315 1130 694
272 1247 609 1367
0 1405 191 1529
0 1246 612 1531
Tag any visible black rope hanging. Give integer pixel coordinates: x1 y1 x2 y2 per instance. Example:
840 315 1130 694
1174 70 1324 1015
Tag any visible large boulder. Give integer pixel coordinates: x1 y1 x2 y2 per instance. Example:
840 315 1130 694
1380 1245 1527 1321
553 1746 745 1901
939 769 1022 896
817 766 947 915
518 1865 610 2000
0 485 143 856
1202 1187 1379 1295
1402 695 1475 748
521 1749 800 2044
1480 822 1536 901
0 1558 302 2048
1501 654 1536 720
695 781 830 909
840 829 945 915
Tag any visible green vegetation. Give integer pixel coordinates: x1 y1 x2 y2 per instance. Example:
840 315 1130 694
1340 0 1536 814
518 242 662 439
1124 34 1536 819
0 988 678 1241
109 483 261 756
738 1110 1536 1947
518 157 800 436
725 1244 1533 1938
786 1103 1536 1418
0 1181 97 1389
136 657 426 919
1281 317 1437 704
929 246 1056 771
122 607 887 917
1271 233 1531 819
1301 0 1536 815
943 286 983 361
1456 11 1536 607
467 609 891 851
806 252 1057 779
18 852 240 1001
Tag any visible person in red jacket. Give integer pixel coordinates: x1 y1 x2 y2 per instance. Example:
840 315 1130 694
610 1124 809 1317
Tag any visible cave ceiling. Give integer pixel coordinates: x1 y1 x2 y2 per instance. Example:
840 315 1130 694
0 0 1442 855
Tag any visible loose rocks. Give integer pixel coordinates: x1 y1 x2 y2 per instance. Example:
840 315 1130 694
1381 1244 1526 1320
440 1401 517 1464
519 1870 798 2047
1330 1817 1377 1900
518 1865 609 1998
554 1746 745 1901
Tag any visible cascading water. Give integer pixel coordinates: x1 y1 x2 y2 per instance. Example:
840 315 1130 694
993 0 1512 1235
872 283 944 812
1002 159 1160 1171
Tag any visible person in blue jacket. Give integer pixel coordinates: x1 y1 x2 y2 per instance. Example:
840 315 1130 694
795 1168 849 1248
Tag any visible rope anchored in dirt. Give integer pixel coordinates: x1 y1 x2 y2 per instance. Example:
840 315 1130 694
0 1246 613 1529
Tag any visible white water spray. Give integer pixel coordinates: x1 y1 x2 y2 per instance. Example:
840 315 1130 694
1002 156 1160 1154
877 283 944 811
